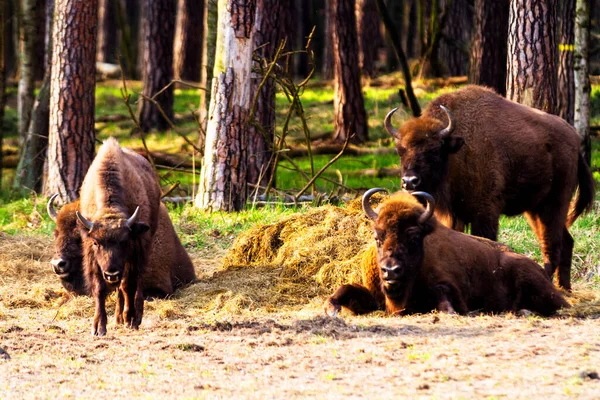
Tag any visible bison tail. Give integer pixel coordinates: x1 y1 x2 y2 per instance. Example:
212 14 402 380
567 152 596 228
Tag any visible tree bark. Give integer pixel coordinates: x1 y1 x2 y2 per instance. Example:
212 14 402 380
469 0 509 95
33 0 46 81
574 0 592 164
558 0 575 125
13 0 53 193
138 0 176 132
247 0 290 191
294 0 312 78
3 0 16 79
506 0 558 114
45 0 97 203
0 0 6 189
96 0 117 63
440 0 473 76
332 0 368 143
322 0 334 79
174 0 204 81
17 0 36 146
356 0 381 78
383 0 402 72
195 0 256 211
199 0 217 126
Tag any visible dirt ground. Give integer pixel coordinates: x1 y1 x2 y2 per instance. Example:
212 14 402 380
1 234 600 399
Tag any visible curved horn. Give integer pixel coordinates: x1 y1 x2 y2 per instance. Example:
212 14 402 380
362 188 388 221
438 105 455 139
411 191 436 224
75 211 94 231
125 206 141 228
47 193 60 222
384 108 400 139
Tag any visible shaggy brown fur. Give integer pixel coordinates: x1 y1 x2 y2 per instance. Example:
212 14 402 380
387 85 595 290
77 138 162 336
326 192 569 317
50 201 196 297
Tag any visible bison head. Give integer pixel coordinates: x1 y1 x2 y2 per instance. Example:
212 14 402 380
363 188 435 304
385 105 464 193
76 207 149 284
47 194 87 296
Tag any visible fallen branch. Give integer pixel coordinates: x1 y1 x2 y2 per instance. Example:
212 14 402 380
285 144 396 158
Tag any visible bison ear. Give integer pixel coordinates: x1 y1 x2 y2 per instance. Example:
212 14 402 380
129 222 150 237
443 136 464 154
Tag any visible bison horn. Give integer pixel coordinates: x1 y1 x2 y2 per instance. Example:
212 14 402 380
47 193 60 222
438 105 455 139
125 206 141 228
362 188 388 221
76 211 94 231
411 191 436 224
384 108 400 139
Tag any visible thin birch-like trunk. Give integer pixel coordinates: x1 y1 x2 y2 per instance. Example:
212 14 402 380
17 0 35 146
574 0 591 165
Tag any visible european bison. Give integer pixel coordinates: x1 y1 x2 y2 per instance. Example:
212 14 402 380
326 189 569 317
385 85 595 290
76 138 161 335
47 195 196 297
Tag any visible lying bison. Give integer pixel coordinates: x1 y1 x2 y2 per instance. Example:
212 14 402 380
76 138 162 335
326 189 569 317
47 195 196 297
385 85 595 290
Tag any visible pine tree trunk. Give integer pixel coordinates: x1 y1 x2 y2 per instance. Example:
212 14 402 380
406 0 418 59
45 0 97 202
440 0 473 76
506 0 558 113
115 0 140 79
247 0 290 191
558 0 575 125
97 0 117 63
0 0 6 189
138 0 175 132
384 0 402 72
322 0 334 79
195 0 255 211
3 0 16 79
174 0 204 81
469 0 509 95
294 0 312 78
574 0 591 164
13 0 53 193
17 0 35 146
356 0 381 78
33 0 46 81
199 0 217 126
332 0 368 143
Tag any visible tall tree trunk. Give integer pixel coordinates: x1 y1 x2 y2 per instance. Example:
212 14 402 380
558 0 575 124
174 0 204 81
294 0 312 78
199 0 217 126
33 0 45 80
13 0 53 193
247 0 290 191
574 0 592 165
469 0 509 95
17 0 36 146
322 0 334 79
332 0 368 143
45 0 97 203
96 0 117 63
506 0 558 114
440 0 473 76
195 0 255 211
384 0 402 72
356 0 381 77
3 0 15 79
138 0 175 132
0 0 6 189
406 0 418 59
115 0 140 79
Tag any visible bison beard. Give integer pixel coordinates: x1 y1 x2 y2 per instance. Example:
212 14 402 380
326 189 570 317
384 85 595 290
77 138 162 336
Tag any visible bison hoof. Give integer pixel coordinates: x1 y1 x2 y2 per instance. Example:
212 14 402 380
517 309 534 317
324 299 341 317
93 326 107 336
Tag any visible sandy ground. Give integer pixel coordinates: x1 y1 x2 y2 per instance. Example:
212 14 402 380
1 234 600 399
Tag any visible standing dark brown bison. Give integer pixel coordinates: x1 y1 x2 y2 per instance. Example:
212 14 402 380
47 195 196 297
76 138 162 336
326 189 569 317
385 85 595 290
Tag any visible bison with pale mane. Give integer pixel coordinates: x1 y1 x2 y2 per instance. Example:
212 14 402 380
326 189 569 317
385 85 595 290
76 138 161 336
48 195 196 298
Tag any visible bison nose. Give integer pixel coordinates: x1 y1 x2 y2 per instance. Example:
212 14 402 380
402 175 420 190
103 270 122 283
51 258 69 275
382 265 402 281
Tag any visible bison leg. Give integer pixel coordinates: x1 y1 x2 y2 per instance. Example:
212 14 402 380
433 283 467 315
92 285 108 336
557 227 574 291
471 215 499 241
133 279 144 329
115 289 125 325
325 284 381 316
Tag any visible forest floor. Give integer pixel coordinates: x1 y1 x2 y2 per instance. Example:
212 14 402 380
1 233 600 399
